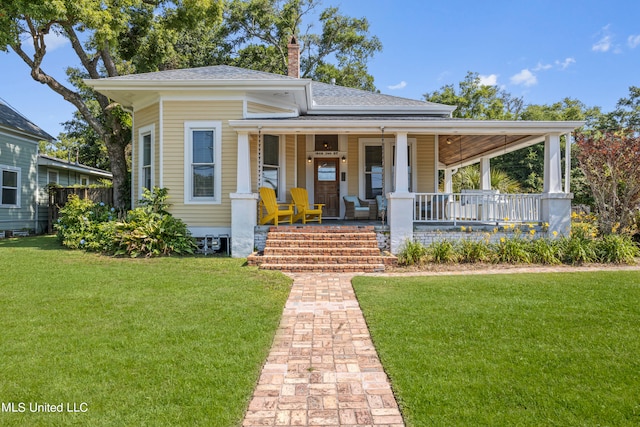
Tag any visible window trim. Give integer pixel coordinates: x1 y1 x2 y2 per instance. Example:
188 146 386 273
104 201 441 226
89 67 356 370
0 165 21 208
184 121 222 204
138 124 155 196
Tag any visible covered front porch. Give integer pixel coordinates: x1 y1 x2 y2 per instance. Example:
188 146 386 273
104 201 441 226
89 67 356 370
228 118 581 257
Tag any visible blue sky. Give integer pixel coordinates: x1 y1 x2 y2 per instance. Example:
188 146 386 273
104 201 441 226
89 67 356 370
1 0 638 138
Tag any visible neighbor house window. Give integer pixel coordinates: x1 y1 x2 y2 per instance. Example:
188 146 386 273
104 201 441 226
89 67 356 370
262 134 281 198
47 170 59 184
364 145 383 199
184 121 222 204
80 175 89 186
0 166 20 207
138 124 154 194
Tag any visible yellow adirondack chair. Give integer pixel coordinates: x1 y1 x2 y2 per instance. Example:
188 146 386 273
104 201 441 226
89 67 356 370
258 187 294 226
290 187 324 224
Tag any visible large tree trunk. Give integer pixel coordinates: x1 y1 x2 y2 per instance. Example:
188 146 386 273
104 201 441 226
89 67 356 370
104 135 130 209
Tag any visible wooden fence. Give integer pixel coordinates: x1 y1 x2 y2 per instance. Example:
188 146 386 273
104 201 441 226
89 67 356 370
48 187 114 233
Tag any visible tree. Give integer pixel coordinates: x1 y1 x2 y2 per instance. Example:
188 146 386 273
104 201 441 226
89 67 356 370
592 86 640 131
448 165 523 194
575 131 640 235
221 0 382 90
0 0 223 208
424 71 523 120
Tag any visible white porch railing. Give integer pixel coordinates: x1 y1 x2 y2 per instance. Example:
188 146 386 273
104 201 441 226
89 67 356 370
414 192 542 224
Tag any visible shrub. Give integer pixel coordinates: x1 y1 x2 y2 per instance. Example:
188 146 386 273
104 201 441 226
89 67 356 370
558 235 597 265
493 234 531 264
398 239 428 266
457 238 493 263
529 238 562 265
56 188 196 257
429 239 457 263
596 234 639 264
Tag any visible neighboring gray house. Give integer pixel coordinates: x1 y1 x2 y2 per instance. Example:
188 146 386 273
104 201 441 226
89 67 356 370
0 99 112 235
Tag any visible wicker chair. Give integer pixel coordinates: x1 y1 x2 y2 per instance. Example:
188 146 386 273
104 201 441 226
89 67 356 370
343 196 371 220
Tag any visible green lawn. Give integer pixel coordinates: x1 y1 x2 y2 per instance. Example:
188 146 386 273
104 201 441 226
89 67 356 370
0 236 291 426
353 271 640 426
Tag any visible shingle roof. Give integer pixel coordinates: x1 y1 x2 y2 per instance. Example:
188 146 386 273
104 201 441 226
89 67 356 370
97 65 450 112
105 65 297 81
310 81 436 108
0 100 54 140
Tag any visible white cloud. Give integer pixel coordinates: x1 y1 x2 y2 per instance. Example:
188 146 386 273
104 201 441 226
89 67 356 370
628 34 640 48
44 32 69 51
478 74 498 86
533 62 552 71
510 69 537 87
556 57 576 69
387 81 407 90
592 35 612 52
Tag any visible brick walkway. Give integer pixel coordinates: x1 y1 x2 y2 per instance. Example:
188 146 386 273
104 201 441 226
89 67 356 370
243 273 404 426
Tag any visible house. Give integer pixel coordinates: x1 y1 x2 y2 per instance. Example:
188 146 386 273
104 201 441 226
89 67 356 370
87 40 583 257
37 154 113 233
0 99 53 235
0 99 112 235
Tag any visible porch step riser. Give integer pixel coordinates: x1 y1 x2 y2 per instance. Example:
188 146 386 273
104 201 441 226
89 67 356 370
265 239 378 248
264 248 380 256
257 256 384 265
267 232 378 241
259 264 385 273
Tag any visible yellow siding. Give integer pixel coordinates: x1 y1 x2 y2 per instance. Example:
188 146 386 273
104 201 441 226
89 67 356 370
133 103 159 203
413 134 436 192
247 102 292 114
162 100 243 227
285 135 296 201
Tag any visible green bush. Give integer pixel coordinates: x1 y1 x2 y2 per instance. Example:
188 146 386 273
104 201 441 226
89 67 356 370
596 234 639 264
398 239 428 266
492 233 531 264
529 238 562 265
429 239 458 263
559 235 598 265
457 238 493 263
55 188 196 257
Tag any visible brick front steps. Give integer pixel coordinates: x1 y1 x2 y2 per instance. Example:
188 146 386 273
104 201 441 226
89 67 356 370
247 225 396 273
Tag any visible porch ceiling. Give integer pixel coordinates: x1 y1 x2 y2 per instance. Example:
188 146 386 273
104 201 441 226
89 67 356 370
438 134 536 168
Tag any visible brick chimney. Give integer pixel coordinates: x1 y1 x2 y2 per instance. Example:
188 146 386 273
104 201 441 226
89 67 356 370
287 36 300 78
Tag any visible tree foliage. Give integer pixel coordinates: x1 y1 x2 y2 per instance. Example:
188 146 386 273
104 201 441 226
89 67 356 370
0 0 223 208
448 165 523 194
575 131 640 235
424 71 524 120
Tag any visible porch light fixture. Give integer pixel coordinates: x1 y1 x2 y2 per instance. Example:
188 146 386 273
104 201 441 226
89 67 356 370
446 137 454 145
307 156 312 163
341 156 346 163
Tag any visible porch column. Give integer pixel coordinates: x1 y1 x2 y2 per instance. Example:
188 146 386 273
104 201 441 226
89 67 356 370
444 168 454 193
541 134 572 237
231 131 258 257
394 132 409 192
479 157 491 190
389 131 413 254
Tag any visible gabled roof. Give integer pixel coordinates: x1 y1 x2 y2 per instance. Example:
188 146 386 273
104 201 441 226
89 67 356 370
38 154 113 179
86 65 455 116
0 99 55 141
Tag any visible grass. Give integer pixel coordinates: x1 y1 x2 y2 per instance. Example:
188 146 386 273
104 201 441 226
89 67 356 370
353 272 640 426
0 236 291 426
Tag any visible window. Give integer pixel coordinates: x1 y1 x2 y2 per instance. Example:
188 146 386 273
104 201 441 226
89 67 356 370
184 121 222 204
364 145 383 199
47 170 59 184
262 134 280 197
80 175 89 186
138 124 154 193
1 166 20 207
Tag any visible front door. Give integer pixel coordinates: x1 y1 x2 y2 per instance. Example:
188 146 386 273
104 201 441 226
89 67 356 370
314 158 340 217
